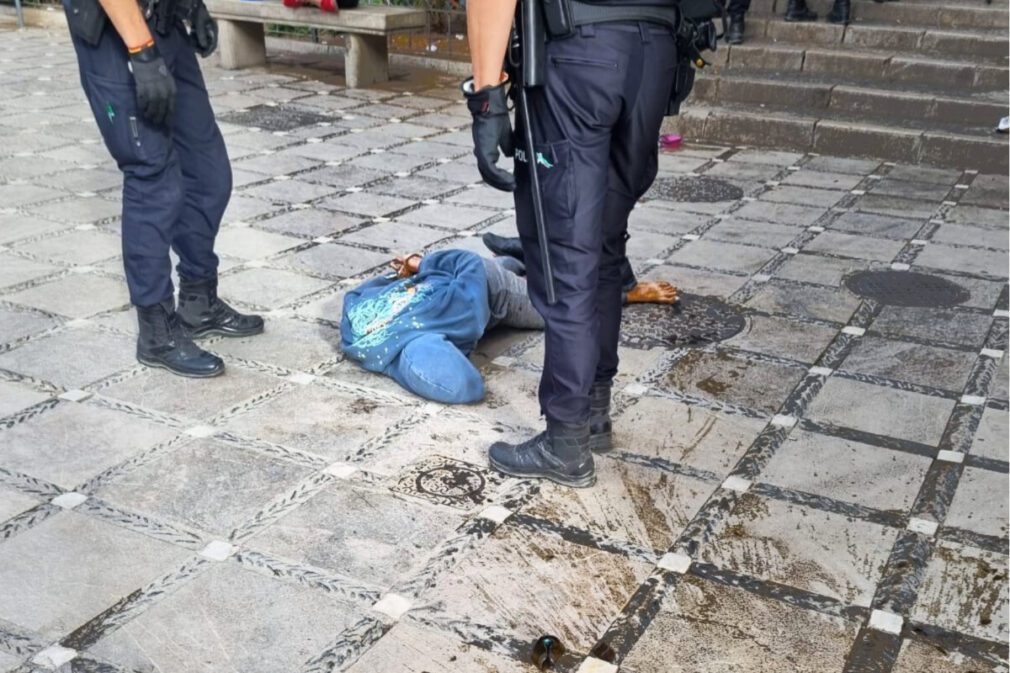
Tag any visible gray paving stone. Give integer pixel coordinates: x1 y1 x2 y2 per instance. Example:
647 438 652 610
396 203 493 230
944 467 1009 539
29 196 121 225
254 207 361 238
806 377 956 445
775 252 870 287
221 384 415 460
914 243 1009 278
97 438 312 536
241 178 338 204
217 267 333 308
0 379 51 419
234 151 322 176
733 200 828 226
702 493 898 606
911 542 1008 643
622 574 859 673
446 183 516 209
0 484 41 523
5 274 129 318
829 210 924 240
0 211 75 245
212 315 340 371
101 365 283 422
418 159 484 184
89 562 364 673
886 165 961 185
891 638 997 673
762 185 845 209
340 221 453 253
0 183 63 207
300 163 388 189
706 160 783 182
222 194 282 223
944 204 1007 229
0 326 136 389
730 149 805 166
855 193 939 220
806 231 906 262
840 336 978 391
724 313 838 363
763 430 932 511
872 179 952 202
970 408 1008 463
0 511 190 640
705 218 803 248
660 349 806 414
670 240 776 274
320 191 416 217
213 227 303 260
626 230 682 261
931 222 1007 251
0 401 177 489
782 170 865 191
649 264 748 298
13 229 120 266
746 281 862 323
277 243 390 279
871 306 993 348
251 480 462 587
0 255 59 291
628 204 704 235
0 306 58 346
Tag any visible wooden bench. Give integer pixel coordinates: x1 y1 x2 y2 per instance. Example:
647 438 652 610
205 0 427 88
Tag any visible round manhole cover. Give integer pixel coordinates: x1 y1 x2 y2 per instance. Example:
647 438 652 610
415 465 486 502
844 270 969 308
647 176 744 203
621 294 746 349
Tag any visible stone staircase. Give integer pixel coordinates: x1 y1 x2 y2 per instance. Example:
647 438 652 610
665 0 1010 172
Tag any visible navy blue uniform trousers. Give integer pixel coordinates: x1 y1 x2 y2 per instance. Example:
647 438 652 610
515 21 678 425
67 17 231 308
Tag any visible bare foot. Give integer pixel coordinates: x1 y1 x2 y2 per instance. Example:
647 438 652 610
390 253 423 278
626 281 678 305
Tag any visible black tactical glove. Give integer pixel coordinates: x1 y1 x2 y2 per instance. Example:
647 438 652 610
462 77 515 192
190 3 218 58
128 43 176 127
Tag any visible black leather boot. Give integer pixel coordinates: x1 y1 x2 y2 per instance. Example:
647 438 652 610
785 0 818 21
488 420 595 488
828 0 851 23
481 232 525 263
177 277 264 339
589 382 613 452
726 15 745 44
136 299 225 378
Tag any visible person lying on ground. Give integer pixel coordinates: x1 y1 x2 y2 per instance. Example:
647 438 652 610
340 248 677 405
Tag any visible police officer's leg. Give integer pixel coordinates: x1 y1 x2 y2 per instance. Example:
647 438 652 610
593 23 679 444
488 26 628 487
68 25 224 377
166 27 264 339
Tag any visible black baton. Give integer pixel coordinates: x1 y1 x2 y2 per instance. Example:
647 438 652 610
517 0 557 306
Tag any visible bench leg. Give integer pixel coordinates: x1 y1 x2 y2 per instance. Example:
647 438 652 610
217 20 267 70
345 34 389 88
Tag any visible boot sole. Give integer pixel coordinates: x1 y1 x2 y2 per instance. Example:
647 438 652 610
137 355 225 379
590 432 613 453
186 324 265 339
488 456 597 488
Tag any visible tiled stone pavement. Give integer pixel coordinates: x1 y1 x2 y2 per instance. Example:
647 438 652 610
1 24 1008 673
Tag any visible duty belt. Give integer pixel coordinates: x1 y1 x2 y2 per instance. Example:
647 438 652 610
568 1 681 30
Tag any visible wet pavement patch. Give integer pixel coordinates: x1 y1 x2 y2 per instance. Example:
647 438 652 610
392 455 507 509
621 294 746 349
844 270 970 308
219 105 335 132
646 176 744 203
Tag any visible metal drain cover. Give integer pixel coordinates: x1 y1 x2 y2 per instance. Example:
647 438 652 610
621 294 746 349
844 270 969 308
646 176 744 203
219 104 334 132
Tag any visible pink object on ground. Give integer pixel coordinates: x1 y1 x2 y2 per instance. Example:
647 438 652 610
659 134 683 149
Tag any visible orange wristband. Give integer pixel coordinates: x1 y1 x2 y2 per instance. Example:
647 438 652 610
128 38 155 55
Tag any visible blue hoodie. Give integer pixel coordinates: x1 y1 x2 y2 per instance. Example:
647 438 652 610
340 249 491 403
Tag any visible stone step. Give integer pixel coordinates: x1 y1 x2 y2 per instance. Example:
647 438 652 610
711 40 1008 92
745 0 1009 30
692 71 1006 128
663 104 1009 173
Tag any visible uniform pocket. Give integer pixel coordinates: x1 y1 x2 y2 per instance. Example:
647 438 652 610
551 55 618 69
516 138 576 238
82 72 169 169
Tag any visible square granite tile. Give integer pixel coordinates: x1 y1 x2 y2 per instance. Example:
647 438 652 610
0 379 51 419
629 204 705 235
625 230 683 261
658 350 806 414
213 228 304 260
891 639 1001 673
781 170 864 191
0 511 190 640
29 196 121 225
96 438 313 536
277 243 390 279
704 218 803 249
13 229 120 266
217 267 333 309
222 194 282 223
762 186 845 209
0 211 76 245
911 542 1008 643
746 281 862 323
829 211 923 240
0 400 177 489
421 525 653 652
806 377 956 445
870 307 993 349
255 208 361 239
0 306 59 346
396 203 494 230
931 223 1007 252
669 240 776 274
0 326 136 389
320 191 416 217
840 336 978 391
805 231 905 262
101 365 284 422
622 574 859 673
250 480 462 587
648 265 749 299
241 178 338 204
762 429 932 511
221 383 415 461
524 452 715 551
340 221 452 252
775 254 870 288
89 562 364 673
368 176 460 202
943 467 1009 539
211 316 341 371
724 313 838 363
0 254 59 290
0 484 41 523
701 493 898 606
914 244 1008 278
970 408 1008 463
5 274 129 318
